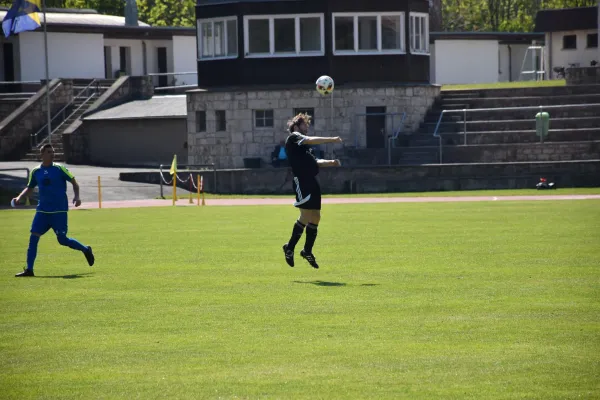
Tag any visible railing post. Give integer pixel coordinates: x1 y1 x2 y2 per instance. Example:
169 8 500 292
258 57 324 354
463 108 467 145
159 164 164 198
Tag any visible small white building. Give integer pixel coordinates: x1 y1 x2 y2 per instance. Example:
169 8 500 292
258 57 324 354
429 32 544 85
0 7 197 86
534 6 599 79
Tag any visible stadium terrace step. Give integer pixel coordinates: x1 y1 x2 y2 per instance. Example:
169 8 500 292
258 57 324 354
425 104 600 123
420 116 600 134
440 93 600 108
413 128 600 146
440 84 600 98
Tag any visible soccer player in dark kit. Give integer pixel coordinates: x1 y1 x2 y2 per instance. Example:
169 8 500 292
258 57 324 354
282 113 342 269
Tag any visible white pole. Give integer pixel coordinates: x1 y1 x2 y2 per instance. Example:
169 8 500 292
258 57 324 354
42 0 51 141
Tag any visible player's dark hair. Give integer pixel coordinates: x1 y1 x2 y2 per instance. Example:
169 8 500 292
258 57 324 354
287 113 312 133
40 144 53 154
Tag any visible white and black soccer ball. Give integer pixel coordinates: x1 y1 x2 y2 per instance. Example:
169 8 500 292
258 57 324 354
316 75 334 96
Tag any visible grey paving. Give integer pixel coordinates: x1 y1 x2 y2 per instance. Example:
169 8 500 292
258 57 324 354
0 162 175 203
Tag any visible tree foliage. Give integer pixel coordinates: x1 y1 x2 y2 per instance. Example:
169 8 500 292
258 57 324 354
0 0 597 31
442 0 598 32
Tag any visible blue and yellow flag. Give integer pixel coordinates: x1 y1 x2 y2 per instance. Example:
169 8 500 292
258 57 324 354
2 0 42 38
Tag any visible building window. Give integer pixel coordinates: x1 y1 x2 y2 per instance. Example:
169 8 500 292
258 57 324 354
332 13 405 55
254 110 274 128
198 17 238 60
244 14 324 57
563 35 577 50
587 33 598 49
293 108 315 126
196 111 206 132
409 13 429 54
215 110 226 131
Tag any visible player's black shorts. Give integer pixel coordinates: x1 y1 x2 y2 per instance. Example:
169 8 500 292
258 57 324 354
292 176 321 210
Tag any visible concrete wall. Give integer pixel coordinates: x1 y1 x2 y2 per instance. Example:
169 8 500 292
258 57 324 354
88 118 187 166
19 32 105 80
548 29 599 78
172 36 198 86
119 160 600 195
187 84 440 169
434 40 499 84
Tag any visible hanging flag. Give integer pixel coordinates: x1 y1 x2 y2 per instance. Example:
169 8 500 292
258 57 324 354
2 0 42 38
169 154 177 175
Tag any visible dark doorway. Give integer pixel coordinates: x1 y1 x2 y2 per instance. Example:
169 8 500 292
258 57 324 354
366 106 386 148
103 46 112 79
157 47 168 87
3 43 15 82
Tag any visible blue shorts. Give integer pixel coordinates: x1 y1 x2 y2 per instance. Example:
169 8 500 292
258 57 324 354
31 212 68 236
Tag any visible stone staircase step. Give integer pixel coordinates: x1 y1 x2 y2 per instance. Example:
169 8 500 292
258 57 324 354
420 116 600 134
425 104 600 122
440 94 600 108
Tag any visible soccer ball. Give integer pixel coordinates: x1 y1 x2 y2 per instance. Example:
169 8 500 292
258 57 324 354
316 75 334 95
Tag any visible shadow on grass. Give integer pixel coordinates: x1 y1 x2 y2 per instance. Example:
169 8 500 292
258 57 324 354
294 280 380 287
294 280 347 287
38 272 94 279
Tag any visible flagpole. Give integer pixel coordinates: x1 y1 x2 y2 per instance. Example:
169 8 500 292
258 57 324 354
42 0 51 142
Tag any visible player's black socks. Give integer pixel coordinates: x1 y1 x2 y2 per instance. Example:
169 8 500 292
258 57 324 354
304 223 318 254
287 220 306 251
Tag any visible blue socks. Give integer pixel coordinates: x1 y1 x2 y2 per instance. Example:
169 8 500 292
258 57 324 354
57 234 88 252
27 235 40 271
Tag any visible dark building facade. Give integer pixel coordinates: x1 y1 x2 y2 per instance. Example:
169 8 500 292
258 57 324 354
195 0 431 87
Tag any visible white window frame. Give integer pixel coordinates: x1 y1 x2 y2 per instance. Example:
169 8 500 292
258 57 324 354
332 12 406 56
409 12 429 55
197 16 238 61
243 14 325 58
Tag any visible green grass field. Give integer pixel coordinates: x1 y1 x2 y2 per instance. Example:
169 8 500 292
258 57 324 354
441 80 566 91
1 200 599 399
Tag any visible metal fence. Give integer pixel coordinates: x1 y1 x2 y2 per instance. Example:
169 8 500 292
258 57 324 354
149 72 198 93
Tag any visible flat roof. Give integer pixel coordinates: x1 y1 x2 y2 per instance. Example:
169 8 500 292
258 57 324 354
430 31 544 44
535 6 598 32
0 7 151 27
84 95 187 120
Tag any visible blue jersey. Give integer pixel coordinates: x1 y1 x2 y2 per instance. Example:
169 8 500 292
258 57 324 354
27 163 75 213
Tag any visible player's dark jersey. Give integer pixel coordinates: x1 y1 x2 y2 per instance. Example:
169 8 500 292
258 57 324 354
27 163 74 213
285 132 319 178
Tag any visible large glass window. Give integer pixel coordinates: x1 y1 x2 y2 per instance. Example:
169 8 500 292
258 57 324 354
198 17 238 60
245 14 324 57
333 13 406 54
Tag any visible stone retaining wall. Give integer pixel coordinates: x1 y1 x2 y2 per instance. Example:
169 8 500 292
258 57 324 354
119 160 600 195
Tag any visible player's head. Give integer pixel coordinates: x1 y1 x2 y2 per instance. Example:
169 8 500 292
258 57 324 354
40 144 54 163
287 113 311 135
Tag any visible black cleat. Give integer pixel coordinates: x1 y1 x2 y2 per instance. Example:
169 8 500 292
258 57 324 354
84 246 95 267
283 244 294 267
300 250 319 269
15 268 34 277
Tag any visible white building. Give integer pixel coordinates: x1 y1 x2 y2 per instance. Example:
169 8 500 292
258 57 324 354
0 7 197 86
429 32 544 85
534 6 599 79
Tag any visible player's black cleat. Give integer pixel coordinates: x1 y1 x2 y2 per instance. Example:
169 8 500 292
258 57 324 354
300 250 319 269
84 246 95 267
15 268 34 277
283 244 294 267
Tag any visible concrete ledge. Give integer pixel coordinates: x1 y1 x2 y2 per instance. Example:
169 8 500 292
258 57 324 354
119 160 600 195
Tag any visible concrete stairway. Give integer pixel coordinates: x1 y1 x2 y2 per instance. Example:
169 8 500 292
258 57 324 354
21 79 114 162
402 84 600 164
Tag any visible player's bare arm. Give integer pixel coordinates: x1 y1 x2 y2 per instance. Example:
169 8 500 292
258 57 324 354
71 178 82 207
12 187 33 205
301 136 343 145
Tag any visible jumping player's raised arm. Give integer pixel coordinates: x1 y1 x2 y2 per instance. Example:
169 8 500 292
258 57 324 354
298 135 343 145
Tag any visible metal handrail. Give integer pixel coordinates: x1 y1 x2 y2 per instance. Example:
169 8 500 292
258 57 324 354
387 112 407 165
30 79 99 147
432 103 600 164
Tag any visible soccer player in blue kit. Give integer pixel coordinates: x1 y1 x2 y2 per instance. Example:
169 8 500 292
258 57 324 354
11 144 95 277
